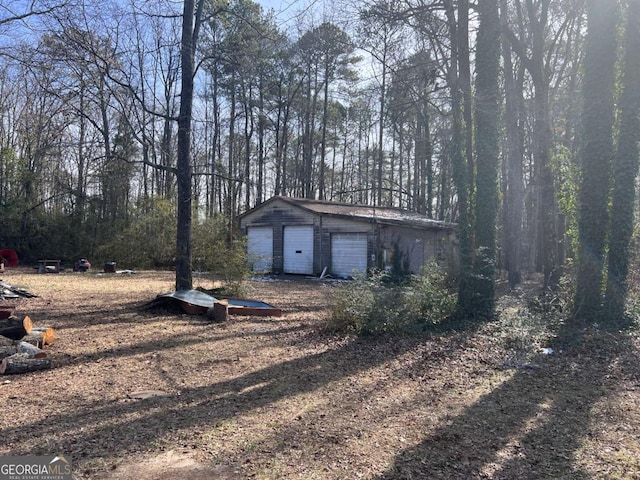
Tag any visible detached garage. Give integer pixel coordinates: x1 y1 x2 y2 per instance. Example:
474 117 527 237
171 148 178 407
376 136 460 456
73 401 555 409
240 196 458 278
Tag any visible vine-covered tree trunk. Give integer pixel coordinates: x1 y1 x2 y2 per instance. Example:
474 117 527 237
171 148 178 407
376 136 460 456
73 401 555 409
574 0 619 320
444 0 473 317
604 0 640 323
470 0 501 317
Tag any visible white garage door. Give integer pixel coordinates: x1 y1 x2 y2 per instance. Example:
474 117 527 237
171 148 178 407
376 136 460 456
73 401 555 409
331 233 368 278
283 225 314 274
247 227 273 273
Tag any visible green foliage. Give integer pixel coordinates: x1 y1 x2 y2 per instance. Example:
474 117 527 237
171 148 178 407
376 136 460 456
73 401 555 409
95 197 177 269
328 263 455 335
553 145 580 256
94 201 248 292
192 216 249 295
493 306 559 361
493 273 573 359
381 242 410 282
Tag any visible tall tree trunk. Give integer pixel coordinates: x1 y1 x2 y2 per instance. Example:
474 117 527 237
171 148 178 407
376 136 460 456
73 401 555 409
501 0 524 288
458 0 474 199
536 87 560 292
319 66 329 200
438 146 449 221
471 0 501 317
175 0 204 291
257 79 265 205
303 66 319 199
604 0 640 324
210 72 221 216
424 99 433 218
414 113 424 212
445 0 473 317
243 86 253 211
398 124 404 209
574 0 619 320
377 48 387 206
274 81 284 196
527 1 561 292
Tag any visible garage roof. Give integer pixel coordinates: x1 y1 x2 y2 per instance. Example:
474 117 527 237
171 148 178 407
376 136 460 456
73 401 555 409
242 196 456 231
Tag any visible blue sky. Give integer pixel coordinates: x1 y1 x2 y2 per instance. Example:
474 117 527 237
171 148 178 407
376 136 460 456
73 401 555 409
257 0 324 27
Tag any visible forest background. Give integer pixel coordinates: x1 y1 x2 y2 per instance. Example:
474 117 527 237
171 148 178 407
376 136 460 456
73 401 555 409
1 0 639 322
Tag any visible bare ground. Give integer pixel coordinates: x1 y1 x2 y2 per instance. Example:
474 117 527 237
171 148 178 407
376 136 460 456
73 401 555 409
1 268 639 479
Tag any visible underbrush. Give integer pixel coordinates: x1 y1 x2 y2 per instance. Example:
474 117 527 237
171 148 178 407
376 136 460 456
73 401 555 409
490 273 572 360
489 303 563 364
327 264 456 334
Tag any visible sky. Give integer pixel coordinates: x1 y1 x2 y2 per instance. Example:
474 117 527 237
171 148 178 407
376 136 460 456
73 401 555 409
258 0 316 17
256 0 330 29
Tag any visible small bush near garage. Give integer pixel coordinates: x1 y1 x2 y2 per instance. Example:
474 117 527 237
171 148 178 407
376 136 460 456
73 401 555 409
192 217 249 295
328 263 456 334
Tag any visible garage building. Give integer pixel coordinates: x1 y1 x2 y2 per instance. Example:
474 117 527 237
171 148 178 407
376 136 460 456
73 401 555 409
240 196 458 278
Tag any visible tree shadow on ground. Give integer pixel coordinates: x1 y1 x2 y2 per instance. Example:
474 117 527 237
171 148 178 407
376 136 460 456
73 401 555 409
0 328 470 471
371 322 638 479
51 323 312 368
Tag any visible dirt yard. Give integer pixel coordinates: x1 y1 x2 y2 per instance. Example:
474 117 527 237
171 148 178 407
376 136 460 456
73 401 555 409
1 268 639 479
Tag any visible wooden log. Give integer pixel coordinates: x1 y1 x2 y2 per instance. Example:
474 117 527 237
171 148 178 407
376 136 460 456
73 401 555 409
30 327 56 346
0 354 51 374
16 341 47 358
0 325 27 341
0 345 17 360
207 300 228 322
0 315 32 333
0 336 14 347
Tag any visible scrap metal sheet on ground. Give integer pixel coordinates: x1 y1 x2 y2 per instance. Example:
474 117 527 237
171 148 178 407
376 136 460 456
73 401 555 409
150 289 282 317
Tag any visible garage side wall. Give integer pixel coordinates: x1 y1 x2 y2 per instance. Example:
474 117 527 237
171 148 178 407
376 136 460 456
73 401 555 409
379 224 458 276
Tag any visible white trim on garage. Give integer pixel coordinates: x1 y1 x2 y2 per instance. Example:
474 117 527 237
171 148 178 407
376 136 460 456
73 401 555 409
247 227 273 273
331 232 368 278
283 225 314 274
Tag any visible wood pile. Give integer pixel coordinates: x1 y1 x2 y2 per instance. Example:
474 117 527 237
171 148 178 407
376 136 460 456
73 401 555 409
0 314 56 375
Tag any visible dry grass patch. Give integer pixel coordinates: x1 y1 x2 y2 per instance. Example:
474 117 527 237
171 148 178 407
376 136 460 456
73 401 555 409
0 269 639 479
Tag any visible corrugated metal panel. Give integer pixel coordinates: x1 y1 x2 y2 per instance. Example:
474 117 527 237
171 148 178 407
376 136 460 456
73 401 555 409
331 233 368 278
283 225 314 274
247 227 273 272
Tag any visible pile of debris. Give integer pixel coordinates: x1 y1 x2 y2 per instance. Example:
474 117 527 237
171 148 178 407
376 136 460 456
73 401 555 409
1 279 38 300
147 289 282 321
1 279 52 375
0 314 56 374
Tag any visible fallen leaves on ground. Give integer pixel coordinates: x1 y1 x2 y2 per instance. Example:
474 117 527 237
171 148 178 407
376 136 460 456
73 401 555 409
0 269 638 479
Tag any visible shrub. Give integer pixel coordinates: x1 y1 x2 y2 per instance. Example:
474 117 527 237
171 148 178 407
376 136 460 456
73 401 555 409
328 263 455 334
95 197 177 268
192 216 249 296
